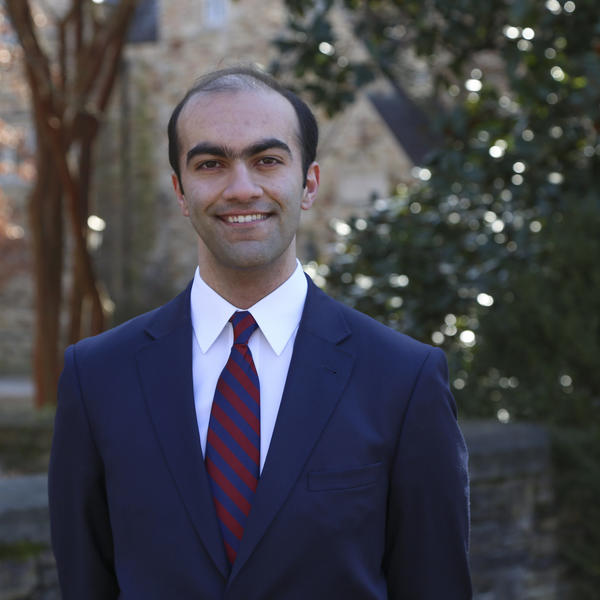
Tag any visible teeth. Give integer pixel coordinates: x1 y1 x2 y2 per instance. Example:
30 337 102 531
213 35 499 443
226 214 267 223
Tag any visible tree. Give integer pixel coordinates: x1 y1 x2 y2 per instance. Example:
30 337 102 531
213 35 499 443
273 0 599 421
3 0 140 407
272 1 600 595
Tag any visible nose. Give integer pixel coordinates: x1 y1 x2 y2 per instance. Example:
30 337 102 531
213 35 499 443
222 162 263 202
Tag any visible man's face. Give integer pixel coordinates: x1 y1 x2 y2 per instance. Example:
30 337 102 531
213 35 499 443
172 88 319 281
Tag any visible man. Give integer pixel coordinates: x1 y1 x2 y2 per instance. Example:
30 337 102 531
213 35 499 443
49 66 471 599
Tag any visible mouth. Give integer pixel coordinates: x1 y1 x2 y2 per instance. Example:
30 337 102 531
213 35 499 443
221 213 270 224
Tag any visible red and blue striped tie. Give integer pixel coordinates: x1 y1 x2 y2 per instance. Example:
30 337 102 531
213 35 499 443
205 311 260 566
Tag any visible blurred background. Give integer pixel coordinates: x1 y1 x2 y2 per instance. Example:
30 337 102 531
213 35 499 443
0 0 598 598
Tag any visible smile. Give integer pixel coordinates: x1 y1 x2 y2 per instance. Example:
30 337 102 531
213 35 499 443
225 214 269 224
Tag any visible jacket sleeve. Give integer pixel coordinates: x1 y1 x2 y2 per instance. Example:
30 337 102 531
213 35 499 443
48 344 120 599
384 347 472 599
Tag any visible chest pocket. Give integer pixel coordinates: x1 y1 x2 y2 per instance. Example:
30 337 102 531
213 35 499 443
307 462 383 491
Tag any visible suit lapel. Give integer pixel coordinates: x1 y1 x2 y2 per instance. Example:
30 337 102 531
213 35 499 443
230 279 355 580
136 285 229 578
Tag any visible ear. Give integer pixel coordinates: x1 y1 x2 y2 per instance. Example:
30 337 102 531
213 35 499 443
301 162 320 211
172 173 189 216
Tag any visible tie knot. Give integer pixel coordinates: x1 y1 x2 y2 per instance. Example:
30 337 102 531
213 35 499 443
230 311 258 345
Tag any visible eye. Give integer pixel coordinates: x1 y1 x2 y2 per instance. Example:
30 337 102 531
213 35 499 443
257 156 282 166
196 159 222 170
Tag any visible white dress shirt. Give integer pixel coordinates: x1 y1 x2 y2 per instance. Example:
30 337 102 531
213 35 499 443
190 261 308 473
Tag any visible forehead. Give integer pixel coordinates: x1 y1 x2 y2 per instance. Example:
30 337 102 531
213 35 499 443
177 88 300 154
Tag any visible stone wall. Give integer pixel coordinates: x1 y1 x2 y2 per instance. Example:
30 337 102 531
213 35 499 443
464 421 570 599
0 475 57 600
0 421 570 599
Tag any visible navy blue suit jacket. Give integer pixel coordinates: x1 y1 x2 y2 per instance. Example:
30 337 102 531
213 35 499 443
49 277 471 599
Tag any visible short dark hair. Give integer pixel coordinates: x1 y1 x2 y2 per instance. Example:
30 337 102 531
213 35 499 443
167 66 319 191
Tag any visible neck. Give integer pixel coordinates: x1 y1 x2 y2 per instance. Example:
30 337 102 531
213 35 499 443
198 258 297 309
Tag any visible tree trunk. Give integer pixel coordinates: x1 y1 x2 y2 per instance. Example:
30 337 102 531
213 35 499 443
68 114 101 344
5 0 140 406
29 135 63 408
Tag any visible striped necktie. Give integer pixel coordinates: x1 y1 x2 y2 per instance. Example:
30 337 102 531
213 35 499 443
205 311 260 565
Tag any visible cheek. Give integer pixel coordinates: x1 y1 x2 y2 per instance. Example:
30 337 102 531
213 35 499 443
266 178 305 208
183 185 215 215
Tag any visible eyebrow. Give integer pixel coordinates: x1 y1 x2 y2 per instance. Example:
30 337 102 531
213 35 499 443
185 137 292 166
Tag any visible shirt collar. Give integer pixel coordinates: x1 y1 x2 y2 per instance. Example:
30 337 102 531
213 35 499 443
190 261 307 356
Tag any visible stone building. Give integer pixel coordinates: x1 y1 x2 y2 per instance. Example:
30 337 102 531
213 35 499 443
0 0 414 374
